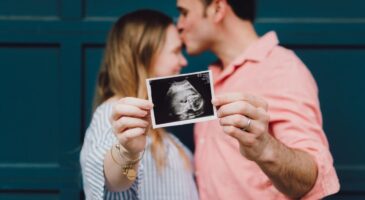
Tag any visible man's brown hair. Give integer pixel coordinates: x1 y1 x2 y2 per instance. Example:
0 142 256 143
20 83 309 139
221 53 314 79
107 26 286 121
201 0 256 22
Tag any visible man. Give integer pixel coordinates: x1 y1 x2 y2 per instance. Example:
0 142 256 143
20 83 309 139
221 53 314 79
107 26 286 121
176 0 340 199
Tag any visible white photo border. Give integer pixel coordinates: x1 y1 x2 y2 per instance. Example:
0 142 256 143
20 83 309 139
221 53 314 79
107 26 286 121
146 70 217 129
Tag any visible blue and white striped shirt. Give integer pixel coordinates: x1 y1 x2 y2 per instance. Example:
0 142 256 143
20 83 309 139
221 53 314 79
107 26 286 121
80 102 199 200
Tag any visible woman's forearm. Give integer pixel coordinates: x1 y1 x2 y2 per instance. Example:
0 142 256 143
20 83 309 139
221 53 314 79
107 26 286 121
104 145 141 192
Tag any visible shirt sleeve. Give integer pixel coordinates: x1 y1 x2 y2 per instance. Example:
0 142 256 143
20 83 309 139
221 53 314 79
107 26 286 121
80 104 142 200
263 55 340 199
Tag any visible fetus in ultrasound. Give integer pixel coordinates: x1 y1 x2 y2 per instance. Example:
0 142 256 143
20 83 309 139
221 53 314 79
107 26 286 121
166 80 205 120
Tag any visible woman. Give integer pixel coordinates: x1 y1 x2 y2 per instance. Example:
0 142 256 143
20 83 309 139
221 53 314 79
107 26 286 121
80 10 199 200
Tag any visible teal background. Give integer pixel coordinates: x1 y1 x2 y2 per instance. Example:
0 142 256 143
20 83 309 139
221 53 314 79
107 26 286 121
0 0 364 199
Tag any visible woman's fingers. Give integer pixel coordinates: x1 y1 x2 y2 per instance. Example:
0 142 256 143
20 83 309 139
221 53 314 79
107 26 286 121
112 103 148 121
113 116 149 133
119 127 146 142
119 97 153 110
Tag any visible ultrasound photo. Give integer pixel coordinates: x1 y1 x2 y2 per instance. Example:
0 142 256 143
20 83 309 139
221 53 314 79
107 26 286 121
146 70 217 128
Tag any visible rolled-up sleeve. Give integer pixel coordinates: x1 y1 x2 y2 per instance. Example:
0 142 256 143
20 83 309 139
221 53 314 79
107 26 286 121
264 58 340 199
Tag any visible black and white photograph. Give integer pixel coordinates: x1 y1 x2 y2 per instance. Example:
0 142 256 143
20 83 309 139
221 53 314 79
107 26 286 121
146 70 217 129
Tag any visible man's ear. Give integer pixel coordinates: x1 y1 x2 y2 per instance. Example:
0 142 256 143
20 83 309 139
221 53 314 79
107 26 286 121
212 0 228 23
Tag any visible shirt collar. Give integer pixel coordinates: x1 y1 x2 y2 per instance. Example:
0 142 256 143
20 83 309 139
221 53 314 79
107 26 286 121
231 31 279 66
209 31 279 84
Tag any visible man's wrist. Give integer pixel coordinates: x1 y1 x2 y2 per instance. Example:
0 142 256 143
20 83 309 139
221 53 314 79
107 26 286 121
256 134 277 164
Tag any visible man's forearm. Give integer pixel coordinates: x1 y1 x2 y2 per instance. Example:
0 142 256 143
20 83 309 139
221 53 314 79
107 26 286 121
256 135 318 199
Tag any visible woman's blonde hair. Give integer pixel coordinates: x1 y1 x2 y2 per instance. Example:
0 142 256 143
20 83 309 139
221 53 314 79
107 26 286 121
94 9 190 171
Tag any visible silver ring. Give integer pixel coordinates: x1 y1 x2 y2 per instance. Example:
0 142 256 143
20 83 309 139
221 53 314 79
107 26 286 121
241 118 251 132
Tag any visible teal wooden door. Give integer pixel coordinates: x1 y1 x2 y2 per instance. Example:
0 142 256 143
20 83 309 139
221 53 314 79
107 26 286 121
0 0 364 199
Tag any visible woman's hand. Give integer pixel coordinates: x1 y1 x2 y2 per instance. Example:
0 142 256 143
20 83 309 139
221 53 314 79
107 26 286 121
111 97 153 159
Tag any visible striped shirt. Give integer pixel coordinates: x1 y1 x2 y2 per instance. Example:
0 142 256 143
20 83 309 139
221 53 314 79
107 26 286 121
80 102 199 200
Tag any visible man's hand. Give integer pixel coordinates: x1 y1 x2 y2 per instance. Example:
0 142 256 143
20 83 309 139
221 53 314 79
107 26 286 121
213 93 318 198
212 93 272 162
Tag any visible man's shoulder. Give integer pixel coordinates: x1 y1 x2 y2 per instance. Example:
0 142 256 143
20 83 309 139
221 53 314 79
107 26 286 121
270 45 298 61
263 44 306 71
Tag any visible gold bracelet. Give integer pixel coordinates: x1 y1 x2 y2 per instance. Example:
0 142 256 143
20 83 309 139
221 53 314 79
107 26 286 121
110 144 145 181
115 144 145 163
110 146 123 165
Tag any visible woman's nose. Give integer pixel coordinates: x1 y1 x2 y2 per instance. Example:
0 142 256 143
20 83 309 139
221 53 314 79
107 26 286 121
179 54 188 67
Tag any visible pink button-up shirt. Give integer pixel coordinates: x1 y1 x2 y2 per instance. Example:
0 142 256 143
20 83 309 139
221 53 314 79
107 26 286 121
194 31 340 200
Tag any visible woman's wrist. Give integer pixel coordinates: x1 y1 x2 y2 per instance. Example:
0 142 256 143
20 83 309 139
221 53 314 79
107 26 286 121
110 144 144 181
115 143 143 161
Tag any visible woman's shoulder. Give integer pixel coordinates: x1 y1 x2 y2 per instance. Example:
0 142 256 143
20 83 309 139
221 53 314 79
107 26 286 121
84 101 115 139
95 100 115 114
92 96 121 120
91 101 116 123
